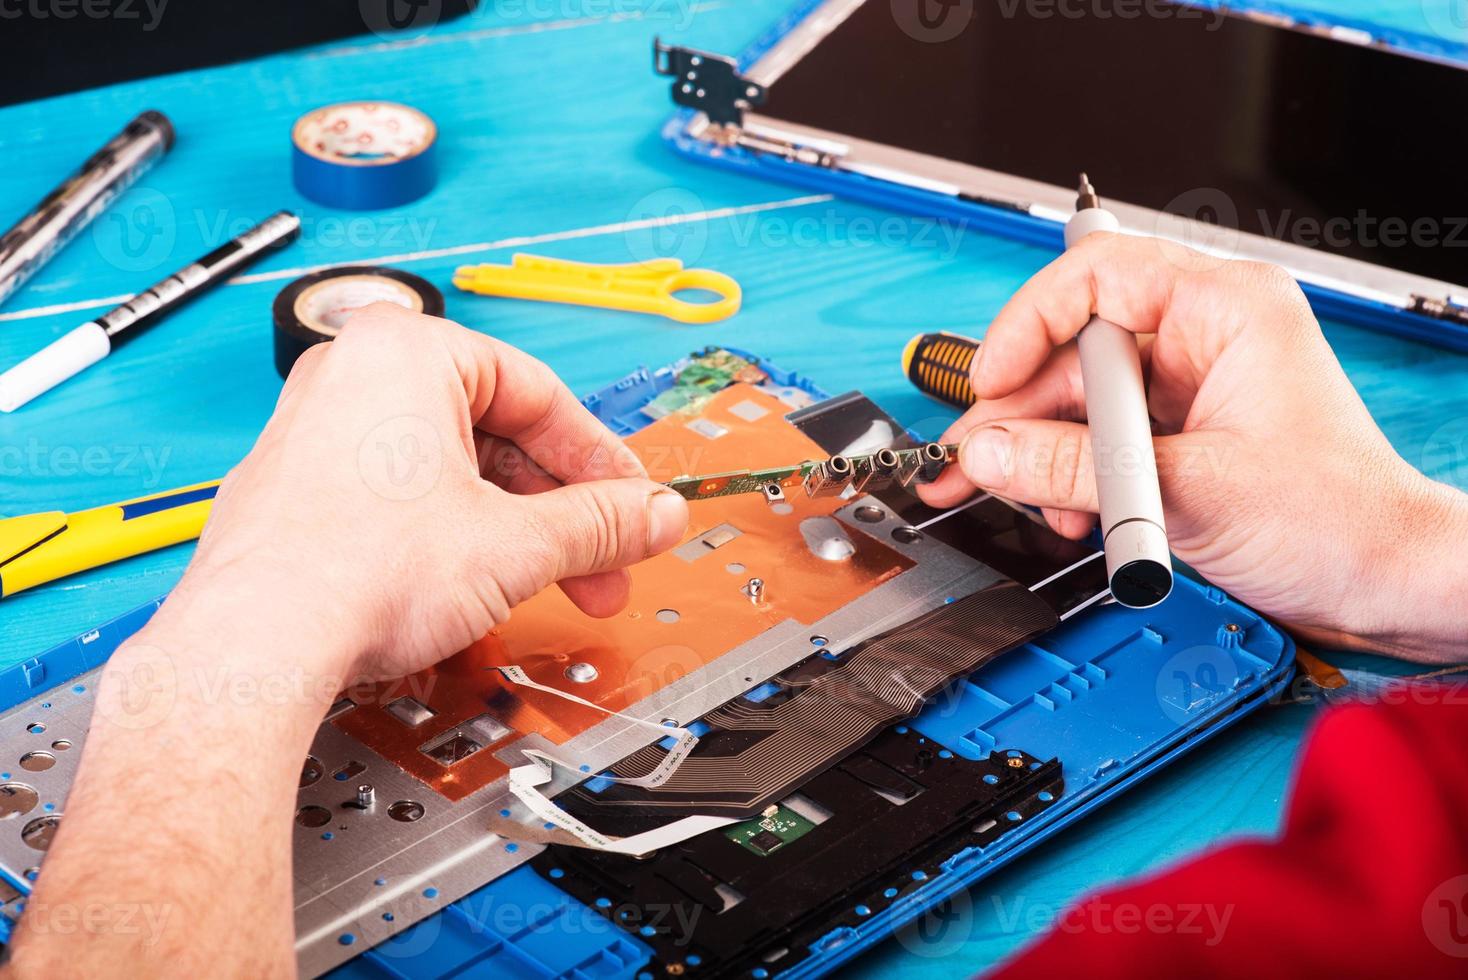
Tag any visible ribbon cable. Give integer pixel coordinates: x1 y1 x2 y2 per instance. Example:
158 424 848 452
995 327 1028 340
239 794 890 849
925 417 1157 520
495 667 738 853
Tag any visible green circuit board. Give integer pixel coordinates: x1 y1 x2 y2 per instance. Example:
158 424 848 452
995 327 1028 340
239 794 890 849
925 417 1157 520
723 804 819 857
664 444 958 502
641 349 768 421
664 463 812 501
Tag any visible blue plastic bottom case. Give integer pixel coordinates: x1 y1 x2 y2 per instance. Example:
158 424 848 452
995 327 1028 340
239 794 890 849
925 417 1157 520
0 349 1294 978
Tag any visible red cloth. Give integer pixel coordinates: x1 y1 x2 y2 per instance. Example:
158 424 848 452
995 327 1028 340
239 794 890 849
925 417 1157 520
991 692 1468 978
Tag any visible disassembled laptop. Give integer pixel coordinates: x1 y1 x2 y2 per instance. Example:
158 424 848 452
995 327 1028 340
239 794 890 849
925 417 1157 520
0 349 1116 976
6 2 1391 971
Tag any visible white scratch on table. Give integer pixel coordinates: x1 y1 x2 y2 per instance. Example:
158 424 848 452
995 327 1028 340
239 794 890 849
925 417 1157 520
0 291 138 323
233 193 835 285
0 192 834 323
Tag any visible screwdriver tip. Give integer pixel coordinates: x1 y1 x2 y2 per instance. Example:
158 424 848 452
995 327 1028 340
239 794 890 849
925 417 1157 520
1075 172 1100 211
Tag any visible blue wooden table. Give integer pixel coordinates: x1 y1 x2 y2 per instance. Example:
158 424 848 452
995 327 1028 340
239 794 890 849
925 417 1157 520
2 2 1466 975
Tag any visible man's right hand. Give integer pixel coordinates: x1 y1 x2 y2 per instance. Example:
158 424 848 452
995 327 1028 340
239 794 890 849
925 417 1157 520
921 235 1468 662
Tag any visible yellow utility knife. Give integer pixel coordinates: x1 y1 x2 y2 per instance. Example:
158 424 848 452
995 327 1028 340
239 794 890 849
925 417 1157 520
0 480 219 598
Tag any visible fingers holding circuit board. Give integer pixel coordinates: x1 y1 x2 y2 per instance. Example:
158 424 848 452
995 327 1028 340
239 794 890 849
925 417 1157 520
665 442 957 503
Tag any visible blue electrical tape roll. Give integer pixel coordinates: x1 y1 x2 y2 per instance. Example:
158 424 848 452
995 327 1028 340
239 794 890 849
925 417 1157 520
291 101 438 210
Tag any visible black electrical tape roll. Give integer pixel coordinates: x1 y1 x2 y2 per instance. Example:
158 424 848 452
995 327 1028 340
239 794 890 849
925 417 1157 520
272 266 445 379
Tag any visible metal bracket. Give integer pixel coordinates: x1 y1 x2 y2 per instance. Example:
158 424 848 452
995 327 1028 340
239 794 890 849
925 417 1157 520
1409 293 1468 327
654 37 766 128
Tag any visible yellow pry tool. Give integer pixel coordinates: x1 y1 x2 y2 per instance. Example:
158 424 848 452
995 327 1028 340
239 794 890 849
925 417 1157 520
0 480 220 598
452 254 742 324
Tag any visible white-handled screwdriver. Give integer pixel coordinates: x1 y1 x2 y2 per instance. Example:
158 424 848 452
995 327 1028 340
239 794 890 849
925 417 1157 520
1068 174 1173 607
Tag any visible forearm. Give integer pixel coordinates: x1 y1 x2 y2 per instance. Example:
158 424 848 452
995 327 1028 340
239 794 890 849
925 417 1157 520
7 585 352 977
0 311 686 975
1358 475 1468 663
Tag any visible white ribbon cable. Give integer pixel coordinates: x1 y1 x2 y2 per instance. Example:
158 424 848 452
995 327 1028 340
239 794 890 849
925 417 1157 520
495 666 734 852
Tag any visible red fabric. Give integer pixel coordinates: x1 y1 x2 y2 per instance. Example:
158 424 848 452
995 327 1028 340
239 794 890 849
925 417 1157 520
991 692 1468 978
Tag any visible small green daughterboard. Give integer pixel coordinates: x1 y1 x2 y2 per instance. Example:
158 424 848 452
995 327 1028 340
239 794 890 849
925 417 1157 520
723 804 818 857
664 464 811 501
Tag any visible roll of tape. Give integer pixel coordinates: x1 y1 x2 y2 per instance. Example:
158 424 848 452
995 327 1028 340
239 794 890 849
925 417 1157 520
291 102 438 210
272 266 445 378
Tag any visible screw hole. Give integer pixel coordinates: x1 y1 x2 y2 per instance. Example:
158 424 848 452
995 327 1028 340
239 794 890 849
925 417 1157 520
19 752 54 773
21 814 61 852
891 526 923 544
0 784 38 821
300 756 324 788
296 805 332 828
388 800 425 822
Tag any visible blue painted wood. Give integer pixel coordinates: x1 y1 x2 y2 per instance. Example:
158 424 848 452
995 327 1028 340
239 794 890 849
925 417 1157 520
0 2 1465 975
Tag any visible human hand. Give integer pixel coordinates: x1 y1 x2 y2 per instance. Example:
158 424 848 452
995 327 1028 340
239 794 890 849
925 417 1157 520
15 307 694 974
920 235 1468 662
166 303 690 685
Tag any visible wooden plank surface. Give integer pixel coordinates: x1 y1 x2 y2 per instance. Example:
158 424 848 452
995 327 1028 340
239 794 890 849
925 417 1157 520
1 1 1465 974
